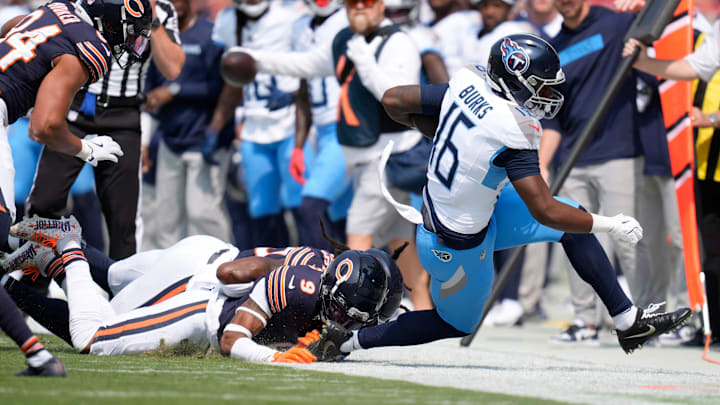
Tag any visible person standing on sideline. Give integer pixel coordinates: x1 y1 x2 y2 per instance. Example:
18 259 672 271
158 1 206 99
144 0 234 246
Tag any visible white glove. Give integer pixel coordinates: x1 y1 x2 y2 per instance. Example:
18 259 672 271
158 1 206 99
591 213 643 246
75 135 124 167
346 35 382 71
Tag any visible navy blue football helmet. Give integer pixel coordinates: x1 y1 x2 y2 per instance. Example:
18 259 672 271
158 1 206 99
487 33 565 119
320 250 391 330
366 248 404 322
79 0 152 67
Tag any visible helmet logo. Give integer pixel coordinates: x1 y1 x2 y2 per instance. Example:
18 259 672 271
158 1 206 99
124 0 145 18
500 38 529 75
335 258 353 283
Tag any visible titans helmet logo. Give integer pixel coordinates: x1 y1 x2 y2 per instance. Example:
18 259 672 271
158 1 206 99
500 38 529 75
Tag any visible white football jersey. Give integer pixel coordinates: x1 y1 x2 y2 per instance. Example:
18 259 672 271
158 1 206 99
290 10 347 127
405 23 441 56
460 20 537 68
425 66 542 235
431 10 481 76
213 4 302 143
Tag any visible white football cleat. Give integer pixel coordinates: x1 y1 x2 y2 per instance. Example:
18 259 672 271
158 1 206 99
0 242 58 280
10 215 82 254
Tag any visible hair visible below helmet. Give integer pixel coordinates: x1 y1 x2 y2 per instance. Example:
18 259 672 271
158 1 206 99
79 0 152 68
320 250 391 330
234 0 270 18
384 0 420 25
486 33 565 119
302 0 342 17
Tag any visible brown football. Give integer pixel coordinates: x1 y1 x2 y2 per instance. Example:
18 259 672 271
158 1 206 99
220 50 257 86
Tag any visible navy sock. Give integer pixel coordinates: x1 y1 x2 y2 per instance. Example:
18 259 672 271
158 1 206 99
83 243 115 294
293 197 332 250
4 278 72 346
0 287 36 349
72 191 105 251
560 232 632 316
358 309 465 348
251 213 289 247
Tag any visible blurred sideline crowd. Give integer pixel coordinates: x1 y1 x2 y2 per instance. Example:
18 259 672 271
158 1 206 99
2 0 720 347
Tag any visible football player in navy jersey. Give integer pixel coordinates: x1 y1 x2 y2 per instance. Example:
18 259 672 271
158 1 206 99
0 0 151 376
1 217 404 363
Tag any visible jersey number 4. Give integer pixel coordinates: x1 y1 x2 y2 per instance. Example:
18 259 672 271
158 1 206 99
0 10 61 71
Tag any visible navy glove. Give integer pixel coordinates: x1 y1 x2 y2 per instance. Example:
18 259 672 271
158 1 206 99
266 88 295 111
202 127 220 165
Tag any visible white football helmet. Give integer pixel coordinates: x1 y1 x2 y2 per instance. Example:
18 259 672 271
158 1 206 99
384 0 420 25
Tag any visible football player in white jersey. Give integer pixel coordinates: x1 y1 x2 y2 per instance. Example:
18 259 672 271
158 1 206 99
384 0 448 84
428 0 481 76
306 34 692 359
460 0 536 68
288 0 354 250
208 0 305 247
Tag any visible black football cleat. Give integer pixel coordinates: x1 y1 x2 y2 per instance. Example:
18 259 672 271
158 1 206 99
307 321 353 362
15 356 67 377
617 304 692 354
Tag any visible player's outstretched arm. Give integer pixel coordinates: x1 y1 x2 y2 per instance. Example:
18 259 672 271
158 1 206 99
29 55 87 156
512 174 643 245
216 256 283 284
219 298 316 363
382 85 440 139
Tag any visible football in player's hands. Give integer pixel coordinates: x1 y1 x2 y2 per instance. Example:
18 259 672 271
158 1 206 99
221 49 257 87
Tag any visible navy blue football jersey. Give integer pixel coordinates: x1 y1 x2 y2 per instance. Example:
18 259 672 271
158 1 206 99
0 0 111 124
218 264 325 345
235 246 335 272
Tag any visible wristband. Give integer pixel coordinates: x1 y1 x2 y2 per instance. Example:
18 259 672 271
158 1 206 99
75 140 93 161
590 213 614 233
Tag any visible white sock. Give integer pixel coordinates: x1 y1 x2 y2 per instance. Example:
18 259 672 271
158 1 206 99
26 349 53 367
7 235 20 250
339 330 363 353
613 306 638 331
63 259 115 351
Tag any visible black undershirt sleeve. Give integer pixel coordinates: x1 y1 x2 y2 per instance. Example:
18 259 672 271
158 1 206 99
493 148 541 181
420 83 449 116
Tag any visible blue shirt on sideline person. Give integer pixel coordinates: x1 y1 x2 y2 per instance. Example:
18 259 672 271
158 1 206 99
145 18 234 154
544 6 642 169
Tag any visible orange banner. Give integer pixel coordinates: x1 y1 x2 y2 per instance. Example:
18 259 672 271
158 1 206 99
656 0 704 311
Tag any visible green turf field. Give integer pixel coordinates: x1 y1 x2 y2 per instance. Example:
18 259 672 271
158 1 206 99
0 335 568 405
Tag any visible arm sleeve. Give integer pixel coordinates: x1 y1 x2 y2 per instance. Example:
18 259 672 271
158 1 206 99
248 278 272 317
493 149 541 181
250 39 335 78
685 21 720 82
355 33 422 101
229 337 277 362
420 83 449 115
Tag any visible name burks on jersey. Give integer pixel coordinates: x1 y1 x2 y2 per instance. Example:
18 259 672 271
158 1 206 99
457 85 493 120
